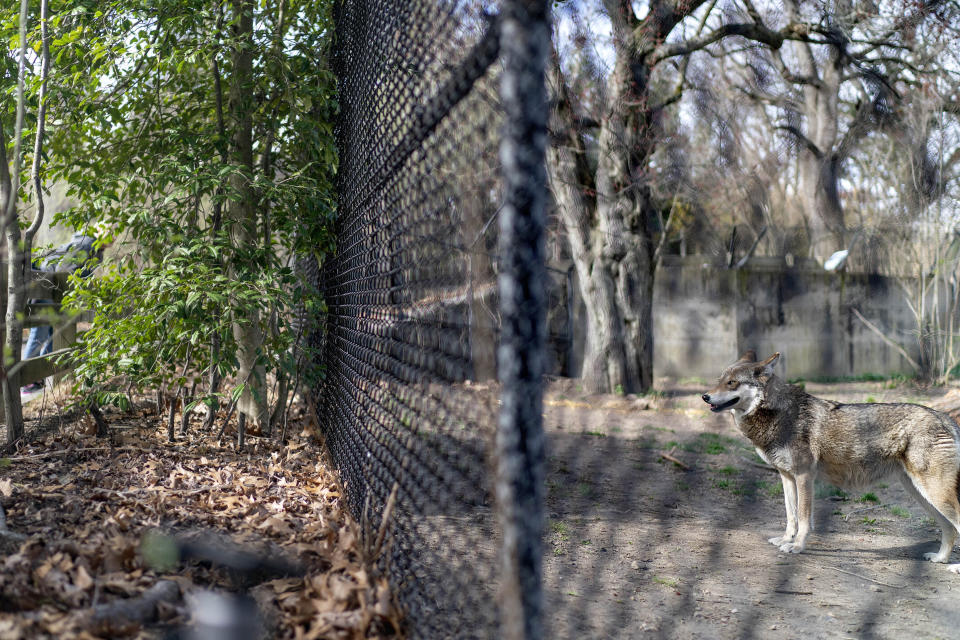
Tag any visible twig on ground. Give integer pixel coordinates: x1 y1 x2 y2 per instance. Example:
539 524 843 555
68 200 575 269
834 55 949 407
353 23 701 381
92 483 233 498
842 504 885 521
659 451 690 470
371 482 399 563
7 445 147 461
801 561 906 589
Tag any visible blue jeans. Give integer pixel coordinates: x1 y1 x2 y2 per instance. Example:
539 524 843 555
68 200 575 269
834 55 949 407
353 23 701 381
23 299 53 360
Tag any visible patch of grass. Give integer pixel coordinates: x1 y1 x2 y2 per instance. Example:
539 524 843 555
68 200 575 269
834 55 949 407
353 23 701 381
665 440 696 453
652 576 679 588
858 492 880 503
717 465 739 476
549 520 570 556
679 376 708 385
614 384 625 396
576 482 592 497
644 425 675 433
757 480 783 497
695 432 742 455
676 480 690 491
713 478 731 490
583 430 607 438
865 396 877 404
861 516 877 526
634 436 658 450
888 505 910 518
611 426 622 433
580 539 592 546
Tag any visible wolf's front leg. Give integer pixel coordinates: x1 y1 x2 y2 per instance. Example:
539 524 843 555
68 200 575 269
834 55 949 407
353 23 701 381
778 472 814 554
769 471 798 547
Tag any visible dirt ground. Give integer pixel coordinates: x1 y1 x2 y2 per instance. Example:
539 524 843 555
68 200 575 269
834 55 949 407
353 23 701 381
542 377 960 640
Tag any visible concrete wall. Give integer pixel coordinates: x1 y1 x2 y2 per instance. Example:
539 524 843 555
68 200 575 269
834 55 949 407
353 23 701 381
653 256 918 380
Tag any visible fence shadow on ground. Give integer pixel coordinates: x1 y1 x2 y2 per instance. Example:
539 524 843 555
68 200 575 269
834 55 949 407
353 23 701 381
541 396 956 639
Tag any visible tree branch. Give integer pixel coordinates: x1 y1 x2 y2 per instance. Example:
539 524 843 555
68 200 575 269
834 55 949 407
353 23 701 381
776 125 824 159
650 21 824 66
650 0 719 113
25 0 51 247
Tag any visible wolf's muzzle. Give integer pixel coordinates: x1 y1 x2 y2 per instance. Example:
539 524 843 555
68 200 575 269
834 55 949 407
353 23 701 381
702 394 739 412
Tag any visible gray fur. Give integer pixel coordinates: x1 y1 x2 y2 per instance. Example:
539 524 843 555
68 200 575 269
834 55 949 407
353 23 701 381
703 351 960 571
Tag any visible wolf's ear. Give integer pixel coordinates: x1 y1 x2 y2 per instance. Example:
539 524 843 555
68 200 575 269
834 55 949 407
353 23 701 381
753 352 780 377
737 350 757 363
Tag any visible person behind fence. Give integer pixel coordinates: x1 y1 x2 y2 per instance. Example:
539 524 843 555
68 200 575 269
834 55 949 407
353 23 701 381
21 232 103 394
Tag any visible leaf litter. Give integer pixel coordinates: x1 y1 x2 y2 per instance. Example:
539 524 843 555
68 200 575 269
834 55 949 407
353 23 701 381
0 394 403 639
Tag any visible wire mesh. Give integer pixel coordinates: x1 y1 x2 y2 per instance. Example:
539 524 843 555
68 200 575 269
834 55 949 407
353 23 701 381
317 1 536 637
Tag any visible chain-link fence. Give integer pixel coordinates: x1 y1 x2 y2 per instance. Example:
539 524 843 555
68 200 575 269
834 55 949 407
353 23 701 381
315 1 549 637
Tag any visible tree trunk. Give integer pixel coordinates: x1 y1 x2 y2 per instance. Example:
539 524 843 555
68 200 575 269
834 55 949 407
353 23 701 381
4 230 26 442
549 22 664 394
226 0 268 428
548 44 658 394
0 0 32 443
786 13 845 259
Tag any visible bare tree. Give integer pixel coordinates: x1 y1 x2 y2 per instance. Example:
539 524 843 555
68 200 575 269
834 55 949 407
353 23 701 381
704 0 957 259
548 0 827 393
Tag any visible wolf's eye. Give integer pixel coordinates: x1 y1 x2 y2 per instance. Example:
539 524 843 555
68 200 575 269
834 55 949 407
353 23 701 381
726 380 738 389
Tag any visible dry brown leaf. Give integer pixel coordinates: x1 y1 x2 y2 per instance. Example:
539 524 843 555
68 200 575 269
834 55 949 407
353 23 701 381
258 515 295 537
329 574 359 602
98 573 142 596
265 577 303 595
73 565 94 591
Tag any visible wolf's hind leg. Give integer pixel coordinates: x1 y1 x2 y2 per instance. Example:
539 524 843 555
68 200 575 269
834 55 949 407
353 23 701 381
900 470 960 564
769 471 798 546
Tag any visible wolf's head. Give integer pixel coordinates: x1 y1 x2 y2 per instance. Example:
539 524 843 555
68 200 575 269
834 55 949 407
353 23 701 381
701 351 780 416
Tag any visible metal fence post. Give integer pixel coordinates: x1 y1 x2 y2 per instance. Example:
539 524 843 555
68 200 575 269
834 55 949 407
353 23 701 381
496 1 550 639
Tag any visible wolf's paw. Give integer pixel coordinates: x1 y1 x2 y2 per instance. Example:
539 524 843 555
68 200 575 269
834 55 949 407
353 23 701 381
924 551 950 564
778 542 805 554
768 535 794 546
947 564 960 574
